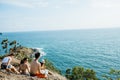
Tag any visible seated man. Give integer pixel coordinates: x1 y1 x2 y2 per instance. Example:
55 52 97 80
1 53 19 74
30 52 47 78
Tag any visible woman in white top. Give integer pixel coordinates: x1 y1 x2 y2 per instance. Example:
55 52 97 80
40 59 52 77
1 53 19 74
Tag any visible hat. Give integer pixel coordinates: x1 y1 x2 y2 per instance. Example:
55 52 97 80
41 59 45 63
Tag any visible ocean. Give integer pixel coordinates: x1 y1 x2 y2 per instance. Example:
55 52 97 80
0 28 120 79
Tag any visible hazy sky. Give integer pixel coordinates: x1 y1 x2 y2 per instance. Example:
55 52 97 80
0 0 120 32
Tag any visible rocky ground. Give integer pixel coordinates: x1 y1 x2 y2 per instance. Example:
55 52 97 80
0 60 67 80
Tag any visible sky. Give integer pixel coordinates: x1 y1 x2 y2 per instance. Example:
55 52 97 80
0 0 120 32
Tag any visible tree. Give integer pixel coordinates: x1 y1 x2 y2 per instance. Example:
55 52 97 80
9 40 19 53
1 39 9 53
65 66 98 80
1 39 20 54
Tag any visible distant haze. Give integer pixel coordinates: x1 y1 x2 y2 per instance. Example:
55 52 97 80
0 0 120 32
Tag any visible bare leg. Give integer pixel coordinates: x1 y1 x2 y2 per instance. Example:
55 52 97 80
48 71 52 75
6 68 12 73
11 66 19 74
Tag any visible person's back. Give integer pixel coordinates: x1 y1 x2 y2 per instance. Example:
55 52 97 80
19 58 30 75
1 56 12 69
19 64 28 73
30 60 40 74
30 52 46 78
2 56 11 64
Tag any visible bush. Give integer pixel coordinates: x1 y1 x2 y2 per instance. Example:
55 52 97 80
65 66 98 80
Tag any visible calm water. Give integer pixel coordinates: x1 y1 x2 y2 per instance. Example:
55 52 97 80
0 28 120 79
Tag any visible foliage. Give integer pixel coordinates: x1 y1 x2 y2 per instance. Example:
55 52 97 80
45 59 61 74
65 66 98 80
1 39 9 53
0 39 19 54
15 53 32 63
9 40 19 53
103 69 120 80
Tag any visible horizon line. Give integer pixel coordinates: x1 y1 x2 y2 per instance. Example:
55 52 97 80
1 27 120 33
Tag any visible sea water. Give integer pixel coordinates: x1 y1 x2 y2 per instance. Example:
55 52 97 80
0 28 120 79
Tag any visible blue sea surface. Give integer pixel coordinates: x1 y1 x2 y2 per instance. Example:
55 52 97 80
0 28 120 79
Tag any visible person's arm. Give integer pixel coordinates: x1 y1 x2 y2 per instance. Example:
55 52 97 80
7 57 12 65
38 63 41 73
26 64 30 73
43 64 46 69
41 64 46 70
18 65 21 72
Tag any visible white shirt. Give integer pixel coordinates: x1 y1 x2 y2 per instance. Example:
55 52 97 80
2 57 11 63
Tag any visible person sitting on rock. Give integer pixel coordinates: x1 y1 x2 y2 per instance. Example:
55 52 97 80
40 59 52 76
1 53 19 74
19 57 30 75
30 52 47 78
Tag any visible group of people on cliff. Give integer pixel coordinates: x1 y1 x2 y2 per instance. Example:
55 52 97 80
0 52 52 78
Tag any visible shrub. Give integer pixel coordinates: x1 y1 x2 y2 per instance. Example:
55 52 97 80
65 66 98 80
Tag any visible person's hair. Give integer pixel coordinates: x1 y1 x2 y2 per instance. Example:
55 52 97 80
8 53 14 56
35 52 40 59
40 62 44 67
20 57 28 64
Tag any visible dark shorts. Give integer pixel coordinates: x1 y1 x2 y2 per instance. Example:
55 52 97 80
1 63 7 69
30 73 36 77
